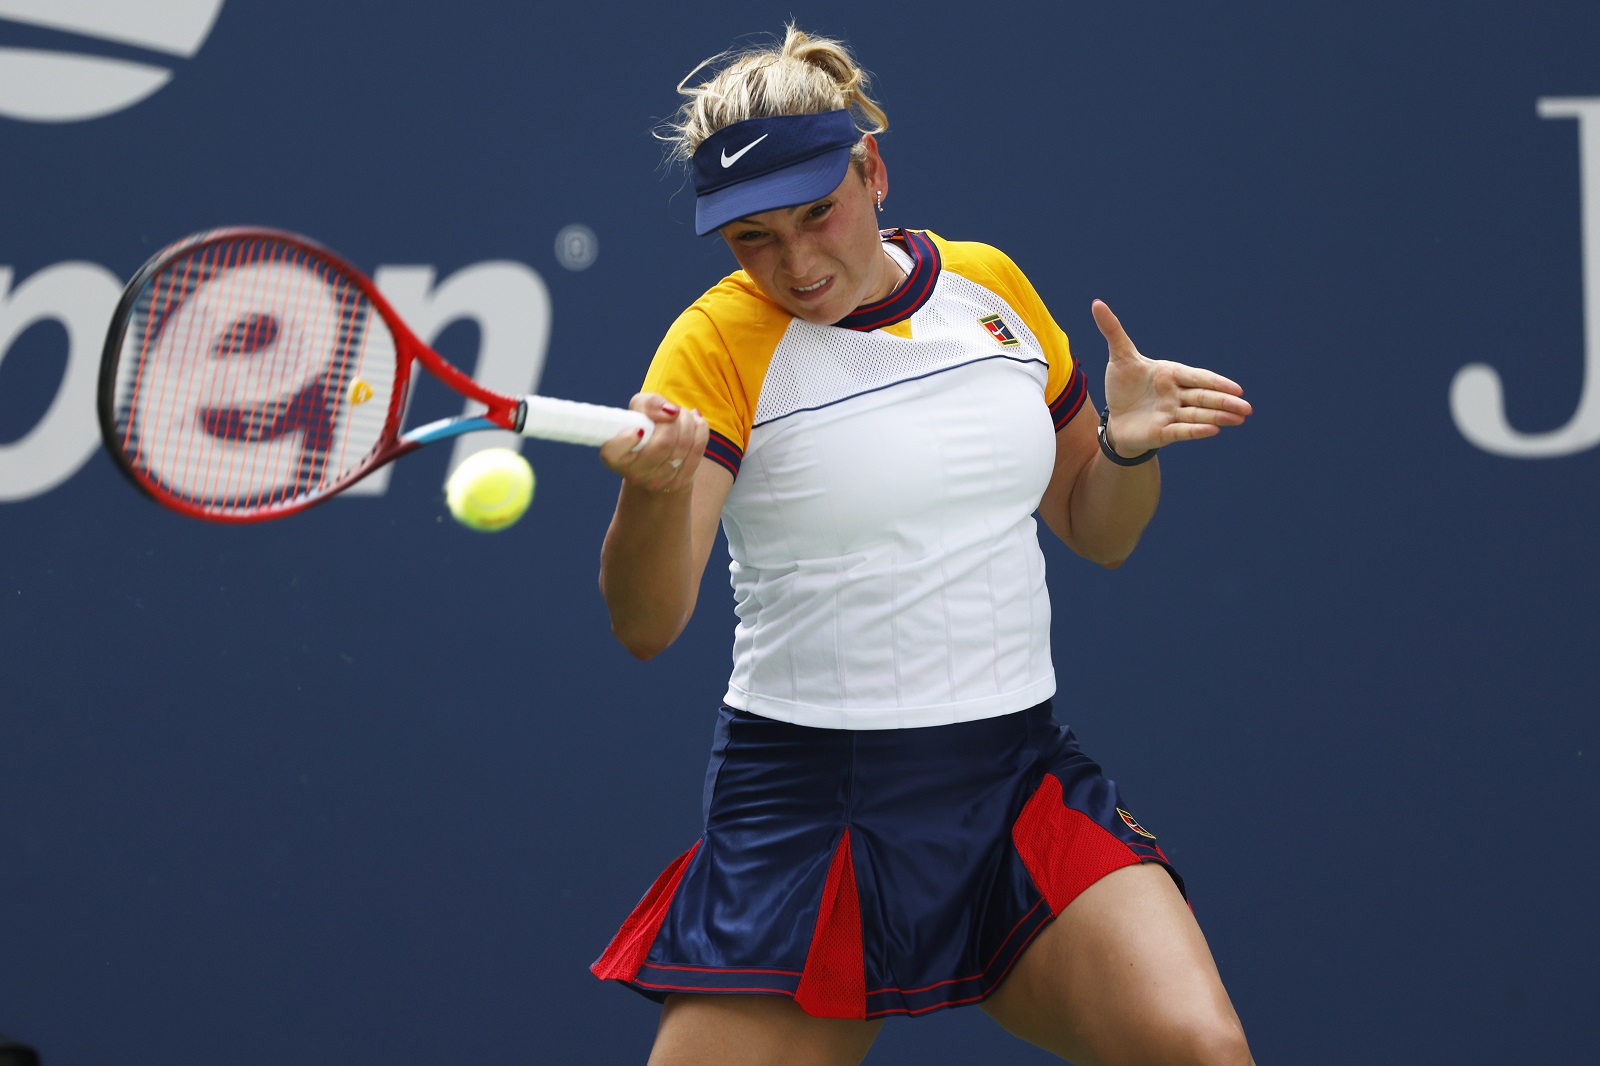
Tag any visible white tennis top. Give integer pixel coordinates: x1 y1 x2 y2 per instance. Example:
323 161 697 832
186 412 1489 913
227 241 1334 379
643 230 1088 729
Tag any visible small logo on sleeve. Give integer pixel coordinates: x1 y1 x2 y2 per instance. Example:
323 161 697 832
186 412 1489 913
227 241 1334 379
1116 808 1158 839
979 313 1020 347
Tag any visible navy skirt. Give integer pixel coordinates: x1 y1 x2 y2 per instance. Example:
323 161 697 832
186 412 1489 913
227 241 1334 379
592 700 1180 1020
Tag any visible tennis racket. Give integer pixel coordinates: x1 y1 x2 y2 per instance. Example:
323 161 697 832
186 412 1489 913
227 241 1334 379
97 226 651 523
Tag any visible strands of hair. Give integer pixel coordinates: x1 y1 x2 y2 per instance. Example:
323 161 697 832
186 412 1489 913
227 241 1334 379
659 23 888 164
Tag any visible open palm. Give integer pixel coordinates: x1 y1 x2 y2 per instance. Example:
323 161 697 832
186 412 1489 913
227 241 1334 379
1094 299 1252 457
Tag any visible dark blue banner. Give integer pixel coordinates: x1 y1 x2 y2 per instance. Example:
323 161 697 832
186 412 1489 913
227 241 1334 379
2 2 1595 1062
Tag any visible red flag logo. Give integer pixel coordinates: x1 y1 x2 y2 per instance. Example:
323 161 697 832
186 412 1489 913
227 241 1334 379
979 313 1020 347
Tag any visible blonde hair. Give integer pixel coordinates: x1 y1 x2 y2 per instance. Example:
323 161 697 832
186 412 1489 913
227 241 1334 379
660 24 889 167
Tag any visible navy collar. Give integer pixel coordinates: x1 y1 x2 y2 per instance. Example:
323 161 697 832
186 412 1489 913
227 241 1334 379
837 229 941 331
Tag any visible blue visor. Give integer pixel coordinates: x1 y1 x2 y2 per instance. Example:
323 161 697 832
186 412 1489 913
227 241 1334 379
692 110 861 236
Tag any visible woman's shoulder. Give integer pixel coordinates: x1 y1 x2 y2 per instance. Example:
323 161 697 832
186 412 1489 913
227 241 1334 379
647 271 789 443
689 270 783 321
912 230 1069 359
914 230 1050 313
658 270 791 362
917 229 1028 282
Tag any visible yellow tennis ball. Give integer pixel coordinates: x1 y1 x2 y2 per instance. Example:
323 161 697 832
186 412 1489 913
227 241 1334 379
445 448 535 531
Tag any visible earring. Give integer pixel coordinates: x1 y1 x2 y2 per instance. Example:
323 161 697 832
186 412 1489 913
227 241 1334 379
875 189 884 213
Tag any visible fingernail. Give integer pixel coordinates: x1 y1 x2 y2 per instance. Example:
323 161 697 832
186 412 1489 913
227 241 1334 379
662 403 681 416
636 428 646 439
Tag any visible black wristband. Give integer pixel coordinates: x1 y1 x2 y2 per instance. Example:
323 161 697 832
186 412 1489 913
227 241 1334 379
1098 407 1160 466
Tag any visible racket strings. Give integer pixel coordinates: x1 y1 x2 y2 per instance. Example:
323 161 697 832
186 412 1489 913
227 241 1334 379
109 236 399 517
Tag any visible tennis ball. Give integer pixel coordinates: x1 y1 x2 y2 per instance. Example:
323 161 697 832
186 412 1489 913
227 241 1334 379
445 448 535 531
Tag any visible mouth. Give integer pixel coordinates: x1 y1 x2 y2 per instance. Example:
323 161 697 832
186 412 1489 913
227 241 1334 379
789 276 833 301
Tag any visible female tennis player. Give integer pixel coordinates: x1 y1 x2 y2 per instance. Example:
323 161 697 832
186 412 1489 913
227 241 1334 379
592 25 1255 1066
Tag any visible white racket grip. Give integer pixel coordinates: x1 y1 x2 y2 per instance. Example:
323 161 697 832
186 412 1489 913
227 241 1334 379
517 395 654 449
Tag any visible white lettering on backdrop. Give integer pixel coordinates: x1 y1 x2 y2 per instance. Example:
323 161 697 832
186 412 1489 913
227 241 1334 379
0 259 551 502
1451 97 1600 458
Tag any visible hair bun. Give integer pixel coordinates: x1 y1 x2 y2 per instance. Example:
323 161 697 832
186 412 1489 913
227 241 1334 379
660 23 888 165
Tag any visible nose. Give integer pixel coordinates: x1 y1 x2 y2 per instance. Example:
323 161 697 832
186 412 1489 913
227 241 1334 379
777 232 819 281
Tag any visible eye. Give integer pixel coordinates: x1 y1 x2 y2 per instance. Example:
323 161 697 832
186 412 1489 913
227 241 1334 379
806 201 833 221
732 228 768 244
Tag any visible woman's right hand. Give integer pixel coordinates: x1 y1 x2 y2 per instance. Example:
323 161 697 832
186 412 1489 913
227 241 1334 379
598 393 709 495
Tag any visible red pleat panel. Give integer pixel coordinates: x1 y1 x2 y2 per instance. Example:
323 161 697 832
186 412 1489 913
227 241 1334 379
793 829 866 1018
1011 773 1140 915
591 841 701 981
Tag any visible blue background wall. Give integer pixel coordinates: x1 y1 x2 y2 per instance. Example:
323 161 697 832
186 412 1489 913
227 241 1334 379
2 2 1597 1062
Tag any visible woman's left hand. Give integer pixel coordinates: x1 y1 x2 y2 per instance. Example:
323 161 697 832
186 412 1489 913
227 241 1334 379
1093 299 1252 458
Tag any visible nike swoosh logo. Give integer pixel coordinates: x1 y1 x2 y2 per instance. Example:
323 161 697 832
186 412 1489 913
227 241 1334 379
720 134 769 168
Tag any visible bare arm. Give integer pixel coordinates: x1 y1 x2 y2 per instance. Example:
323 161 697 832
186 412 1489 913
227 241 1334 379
597 395 732 659
1036 300 1251 568
1036 407 1160 568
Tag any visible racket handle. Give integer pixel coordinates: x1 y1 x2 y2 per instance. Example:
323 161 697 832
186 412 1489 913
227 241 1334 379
516 395 654 447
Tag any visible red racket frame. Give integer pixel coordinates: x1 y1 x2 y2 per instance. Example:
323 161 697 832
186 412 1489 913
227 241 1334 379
98 227 529 523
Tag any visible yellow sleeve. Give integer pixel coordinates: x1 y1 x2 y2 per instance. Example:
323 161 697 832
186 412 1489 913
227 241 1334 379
640 275 791 476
